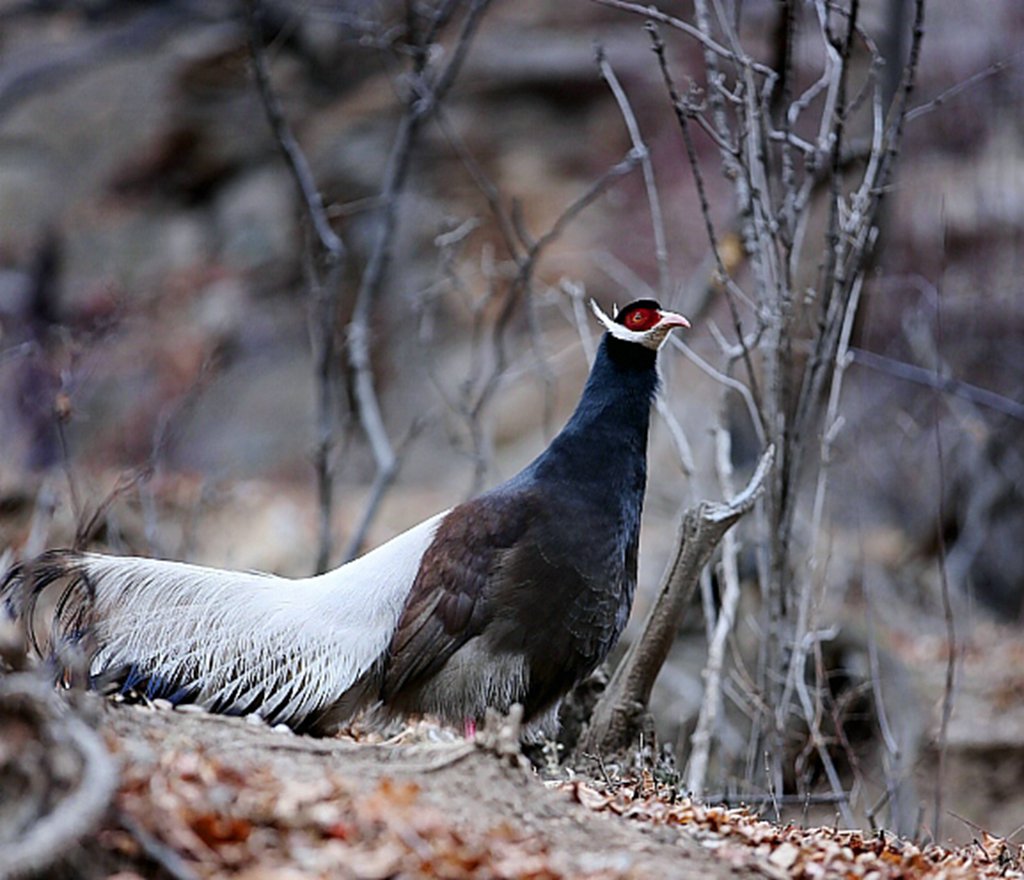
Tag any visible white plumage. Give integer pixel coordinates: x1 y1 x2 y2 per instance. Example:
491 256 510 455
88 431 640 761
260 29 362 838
12 511 446 729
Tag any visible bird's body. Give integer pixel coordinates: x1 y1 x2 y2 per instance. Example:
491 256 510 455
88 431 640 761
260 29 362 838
2 300 688 736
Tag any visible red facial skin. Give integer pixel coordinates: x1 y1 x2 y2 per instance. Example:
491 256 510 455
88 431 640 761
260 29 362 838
623 307 660 331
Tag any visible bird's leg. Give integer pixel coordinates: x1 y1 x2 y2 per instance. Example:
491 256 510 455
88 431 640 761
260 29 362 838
463 717 477 739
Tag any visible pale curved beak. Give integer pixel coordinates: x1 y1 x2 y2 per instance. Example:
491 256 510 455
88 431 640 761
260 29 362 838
656 309 691 330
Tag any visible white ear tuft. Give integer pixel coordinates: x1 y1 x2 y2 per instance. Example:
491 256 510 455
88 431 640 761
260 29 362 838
589 299 617 333
589 299 648 345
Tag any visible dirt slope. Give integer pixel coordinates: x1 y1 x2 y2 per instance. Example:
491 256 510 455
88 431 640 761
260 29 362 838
6 688 1024 878
90 704 745 879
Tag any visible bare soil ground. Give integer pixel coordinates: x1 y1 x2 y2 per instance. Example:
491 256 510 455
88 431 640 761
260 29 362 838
11 699 1018 880
88 703 749 879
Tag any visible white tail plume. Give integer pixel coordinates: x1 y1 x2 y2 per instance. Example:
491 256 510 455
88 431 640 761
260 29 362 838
3 512 446 730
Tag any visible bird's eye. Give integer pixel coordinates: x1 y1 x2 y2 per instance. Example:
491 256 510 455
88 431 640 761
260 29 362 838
625 308 656 330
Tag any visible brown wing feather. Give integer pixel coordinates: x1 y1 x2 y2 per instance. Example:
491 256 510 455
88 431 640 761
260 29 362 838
382 486 638 722
382 492 534 700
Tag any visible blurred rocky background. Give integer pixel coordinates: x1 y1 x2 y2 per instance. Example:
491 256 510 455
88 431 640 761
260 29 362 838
0 0 1021 845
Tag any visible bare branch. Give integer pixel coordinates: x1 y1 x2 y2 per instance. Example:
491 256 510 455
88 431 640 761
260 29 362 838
344 0 494 558
245 0 345 263
668 336 765 448
905 53 1015 123
577 445 774 758
560 279 598 366
246 0 347 572
931 294 958 844
647 24 765 421
531 152 641 258
597 48 670 300
467 148 643 449
685 427 745 795
590 0 775 77
653 394 695 476
850 348 1024 422
792 632 857 827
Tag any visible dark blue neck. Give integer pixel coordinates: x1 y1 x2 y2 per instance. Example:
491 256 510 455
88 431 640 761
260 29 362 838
526 334 659 491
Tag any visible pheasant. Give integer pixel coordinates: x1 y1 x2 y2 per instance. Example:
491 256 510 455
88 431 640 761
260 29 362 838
2 299 689 736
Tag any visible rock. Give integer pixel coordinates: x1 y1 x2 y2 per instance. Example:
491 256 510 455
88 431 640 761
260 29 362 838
214 166 297 274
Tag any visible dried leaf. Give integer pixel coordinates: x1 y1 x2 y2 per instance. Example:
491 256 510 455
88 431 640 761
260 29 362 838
189 812 253 847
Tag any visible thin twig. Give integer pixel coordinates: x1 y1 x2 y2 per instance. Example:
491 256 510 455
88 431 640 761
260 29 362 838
560 279 597 366
865 625 900 759
468 149 643 440
590 0 775 77
597 48 670 300
592 44 700 470
343 0 494 558
441 99 643 495
931 285 957 844
648 24 765 421
668 337 766 448
246 0 347 572
905 53 1016 123
686 427 745 795
792 630 857 828
850 348 1024 422
653 395 695 476
245 1 344 260
55 410 82 529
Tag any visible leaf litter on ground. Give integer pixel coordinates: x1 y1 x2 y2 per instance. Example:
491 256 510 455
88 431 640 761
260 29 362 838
555 775 1024 880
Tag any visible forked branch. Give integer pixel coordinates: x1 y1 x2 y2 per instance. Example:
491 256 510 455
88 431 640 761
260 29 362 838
343 0 494 559
577 444 774 759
